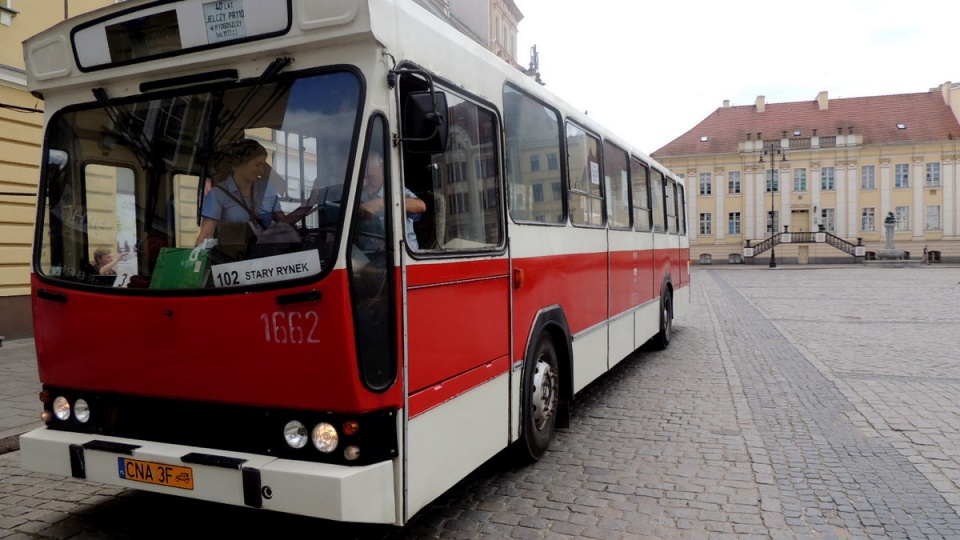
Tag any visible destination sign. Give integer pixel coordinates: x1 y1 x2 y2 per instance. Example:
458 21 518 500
211 250 322 288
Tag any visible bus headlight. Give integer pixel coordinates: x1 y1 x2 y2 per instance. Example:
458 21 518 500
311 422 338 453
74 399 91 423
52 396 71 421
283 421 308 449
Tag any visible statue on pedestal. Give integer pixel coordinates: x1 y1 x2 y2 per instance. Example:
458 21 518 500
877 211 904 260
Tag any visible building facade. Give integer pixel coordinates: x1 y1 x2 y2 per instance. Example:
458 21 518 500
413 0 522 68
1 1 120 339
652 84 960 265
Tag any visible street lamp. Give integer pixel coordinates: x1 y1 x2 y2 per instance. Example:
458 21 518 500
759 146 787 268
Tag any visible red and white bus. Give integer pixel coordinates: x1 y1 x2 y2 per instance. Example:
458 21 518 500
21 0 689 526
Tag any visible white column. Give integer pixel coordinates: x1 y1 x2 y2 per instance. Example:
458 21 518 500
745 166 757 240
912 158 924 239
715 170 725 242
779 162 790 232
811 163 821 229
944 157 956 237
835 162 847 237
687 173 698 242
846 162 859 238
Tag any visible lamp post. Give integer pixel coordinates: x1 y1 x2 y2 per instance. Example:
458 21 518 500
759 146 787 268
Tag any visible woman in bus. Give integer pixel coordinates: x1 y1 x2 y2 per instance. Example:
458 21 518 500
194 139 316 246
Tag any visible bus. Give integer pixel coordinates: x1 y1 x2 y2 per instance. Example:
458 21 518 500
21 0 689 526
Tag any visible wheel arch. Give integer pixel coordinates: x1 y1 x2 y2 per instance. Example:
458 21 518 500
522 305 573 429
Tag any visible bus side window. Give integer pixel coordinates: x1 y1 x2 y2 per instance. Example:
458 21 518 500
503 84 564 224
631 158 651 232
665 177 678 234
650 169 666 233
566 122 603 227
603 141 630 230
406 92 503 251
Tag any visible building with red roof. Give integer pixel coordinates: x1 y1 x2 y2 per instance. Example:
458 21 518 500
652 83 960 264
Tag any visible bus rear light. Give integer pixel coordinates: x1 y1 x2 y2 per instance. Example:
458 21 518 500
311 423 338 453
40 410 54 423
343 445 360 461
283 421 308 449
52 396 71 421
342 420 359 436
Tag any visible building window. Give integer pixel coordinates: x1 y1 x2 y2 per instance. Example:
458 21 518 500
926 162 941 187
793 168 807 192
699 172 712 195
551 182 561 200
925 205 941 230
765 169 779 192
533 184 544 202
727 171 741 194
530 154 540 172
728 212 741 235
547 152 559 170
0 0 16 26
821 167 835 191
699 213 712 235
767 210 779 234
895 206 910 231
820 208 835 232
861 207 876 231
861 165 876 190
894 163 910 188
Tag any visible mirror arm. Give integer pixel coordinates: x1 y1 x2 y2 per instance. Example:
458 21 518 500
389 68 446 144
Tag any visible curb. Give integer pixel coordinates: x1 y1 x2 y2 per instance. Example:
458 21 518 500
0 433 20 454
0 423 43 455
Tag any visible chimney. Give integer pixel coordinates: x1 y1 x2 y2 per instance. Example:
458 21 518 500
755 95 766 113
816 91 829 111
723 100 730 108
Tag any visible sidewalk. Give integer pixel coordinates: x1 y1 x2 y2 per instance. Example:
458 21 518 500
0 339 43 454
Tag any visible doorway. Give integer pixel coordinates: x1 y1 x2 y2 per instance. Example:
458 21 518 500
791 209 810 233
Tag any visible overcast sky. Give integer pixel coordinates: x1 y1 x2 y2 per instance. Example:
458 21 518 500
512 0 959 155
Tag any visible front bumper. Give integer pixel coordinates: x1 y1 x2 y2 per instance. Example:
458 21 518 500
20 427 397 524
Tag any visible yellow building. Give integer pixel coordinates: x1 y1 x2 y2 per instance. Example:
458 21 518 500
652 84 960 265
1 0 116 339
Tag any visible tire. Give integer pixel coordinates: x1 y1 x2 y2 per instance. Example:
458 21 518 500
647 289 673 351
519 333 560 461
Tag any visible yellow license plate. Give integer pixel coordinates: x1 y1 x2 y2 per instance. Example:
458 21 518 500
117 458 194 490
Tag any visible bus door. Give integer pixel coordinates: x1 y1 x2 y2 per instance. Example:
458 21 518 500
395 80 511 516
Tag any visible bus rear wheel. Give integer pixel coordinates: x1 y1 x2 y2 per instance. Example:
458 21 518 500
519 333 559 461
647 290 673 351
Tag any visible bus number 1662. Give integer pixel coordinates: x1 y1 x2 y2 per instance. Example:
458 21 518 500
260 311 321 344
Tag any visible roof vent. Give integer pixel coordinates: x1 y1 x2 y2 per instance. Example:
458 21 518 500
700 136 709 142
896 123 906 130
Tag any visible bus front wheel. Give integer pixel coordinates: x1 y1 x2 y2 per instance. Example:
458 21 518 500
519 333 559 461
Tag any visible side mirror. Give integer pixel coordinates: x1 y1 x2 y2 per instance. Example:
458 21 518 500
402 91 448 154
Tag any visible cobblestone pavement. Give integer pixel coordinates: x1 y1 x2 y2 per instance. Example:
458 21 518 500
2 266 960 539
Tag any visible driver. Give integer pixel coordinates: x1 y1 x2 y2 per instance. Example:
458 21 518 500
358 151 425 249
196 139 318 246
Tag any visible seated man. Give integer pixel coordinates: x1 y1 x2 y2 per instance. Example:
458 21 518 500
358 151 426 249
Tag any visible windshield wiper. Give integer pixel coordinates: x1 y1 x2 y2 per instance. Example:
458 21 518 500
92 87 151 170
213 56 292 146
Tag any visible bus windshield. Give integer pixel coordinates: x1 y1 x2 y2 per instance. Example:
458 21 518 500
37 70 361 291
